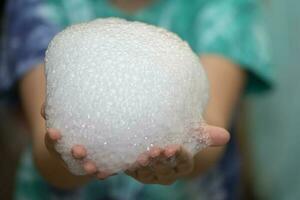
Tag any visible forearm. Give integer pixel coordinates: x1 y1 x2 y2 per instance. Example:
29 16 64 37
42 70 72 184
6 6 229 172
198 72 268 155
190 55 246 177
19 64 90 188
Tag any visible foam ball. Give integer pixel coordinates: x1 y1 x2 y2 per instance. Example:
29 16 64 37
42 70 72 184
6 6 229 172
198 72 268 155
45 18 209 175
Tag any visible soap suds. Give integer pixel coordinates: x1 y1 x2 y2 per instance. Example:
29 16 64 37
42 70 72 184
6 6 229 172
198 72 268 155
45 18 209 175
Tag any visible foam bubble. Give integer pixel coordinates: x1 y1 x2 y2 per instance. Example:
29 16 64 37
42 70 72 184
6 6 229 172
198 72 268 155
45 18 209 175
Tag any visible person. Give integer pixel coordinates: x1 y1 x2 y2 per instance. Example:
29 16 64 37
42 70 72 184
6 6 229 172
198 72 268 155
0 0 272 199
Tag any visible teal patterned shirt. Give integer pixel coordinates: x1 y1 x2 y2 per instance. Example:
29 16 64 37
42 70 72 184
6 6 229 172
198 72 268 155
1 0 273 199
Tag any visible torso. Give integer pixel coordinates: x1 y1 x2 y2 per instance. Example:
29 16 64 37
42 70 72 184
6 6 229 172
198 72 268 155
110 0 154 13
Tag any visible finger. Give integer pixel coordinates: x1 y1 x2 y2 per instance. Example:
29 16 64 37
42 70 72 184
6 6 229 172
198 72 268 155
47 128 62 141
175 162 193 174
71 145 87 159
136 168 156 183
44 130 64 161
204 125 230 146
174 148 193 175
127 165 157 184
137 153 150 167
145 147 163 170
41 103 46 119
45 129 61 154
136 167 153 178
83 161 97 175
150 149 177 177
153 160 176 178
96 171 113 180
149 147 162 158
45 132 57 152
175 146 191 163
164 144 180 158
126 161 139 173
44 129 71 170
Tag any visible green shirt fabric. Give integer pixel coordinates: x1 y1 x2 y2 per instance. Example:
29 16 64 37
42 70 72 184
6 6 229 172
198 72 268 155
45 0 273 93
2 0 273 199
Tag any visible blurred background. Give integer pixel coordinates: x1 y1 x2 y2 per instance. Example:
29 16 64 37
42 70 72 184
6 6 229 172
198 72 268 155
0 0 299 199
245 0 300 199
1 1 31 200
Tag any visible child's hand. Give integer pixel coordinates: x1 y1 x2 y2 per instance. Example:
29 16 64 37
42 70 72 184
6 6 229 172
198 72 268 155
125 125 229 185
44 128 116 179
41 104 116 179
125 145 193 185
41 105 229 183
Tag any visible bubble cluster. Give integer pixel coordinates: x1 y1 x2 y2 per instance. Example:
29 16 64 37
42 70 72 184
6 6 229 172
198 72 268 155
45 18 210 175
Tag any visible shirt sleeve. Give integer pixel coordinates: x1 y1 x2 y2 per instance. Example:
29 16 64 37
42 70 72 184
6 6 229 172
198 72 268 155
192 0 273 93
0 0 60 97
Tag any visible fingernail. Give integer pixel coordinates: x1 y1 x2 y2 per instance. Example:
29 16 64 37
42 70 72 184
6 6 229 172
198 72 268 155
165 149 176 158
48 129 61 140
150 149 160 158
83 162 97 174
71 146 86 158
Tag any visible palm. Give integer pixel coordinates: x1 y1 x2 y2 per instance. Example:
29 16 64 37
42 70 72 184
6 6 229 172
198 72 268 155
42 104 229 182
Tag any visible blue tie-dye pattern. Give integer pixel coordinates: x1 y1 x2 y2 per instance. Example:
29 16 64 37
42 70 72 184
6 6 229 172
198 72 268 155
0 0 60 97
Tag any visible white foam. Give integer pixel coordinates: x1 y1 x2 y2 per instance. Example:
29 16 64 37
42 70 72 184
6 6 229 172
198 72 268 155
45 18 210 175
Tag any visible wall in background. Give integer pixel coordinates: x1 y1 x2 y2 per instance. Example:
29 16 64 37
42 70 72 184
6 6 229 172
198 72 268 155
247 0 300 199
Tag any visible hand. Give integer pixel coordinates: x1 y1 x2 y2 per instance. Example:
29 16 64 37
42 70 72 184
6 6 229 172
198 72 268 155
125 124 229 185
41 104 116 180
44 128 116 179
41 104 229 183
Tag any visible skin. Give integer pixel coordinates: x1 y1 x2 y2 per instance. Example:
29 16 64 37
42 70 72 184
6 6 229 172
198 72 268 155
110 0 154 12
19 54 245 188
43 116 230 184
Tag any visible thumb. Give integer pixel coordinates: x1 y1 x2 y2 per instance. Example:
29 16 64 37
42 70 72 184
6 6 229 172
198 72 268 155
203 125 230 147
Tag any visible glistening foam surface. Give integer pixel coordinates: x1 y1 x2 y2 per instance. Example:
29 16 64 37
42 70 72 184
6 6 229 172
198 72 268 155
45 18 209 175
